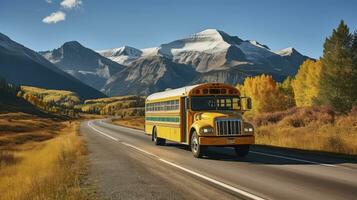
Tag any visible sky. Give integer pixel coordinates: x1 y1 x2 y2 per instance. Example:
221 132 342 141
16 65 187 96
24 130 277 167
0 0 356 58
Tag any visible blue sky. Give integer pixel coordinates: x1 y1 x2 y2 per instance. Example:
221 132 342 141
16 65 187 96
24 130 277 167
0 0 356 58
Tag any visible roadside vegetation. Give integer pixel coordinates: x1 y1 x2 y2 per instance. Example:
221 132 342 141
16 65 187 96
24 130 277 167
0 113 95 200
237 20 357 155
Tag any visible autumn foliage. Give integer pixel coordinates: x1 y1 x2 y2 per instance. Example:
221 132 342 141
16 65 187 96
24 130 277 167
238 74 288 114
292 60 322 107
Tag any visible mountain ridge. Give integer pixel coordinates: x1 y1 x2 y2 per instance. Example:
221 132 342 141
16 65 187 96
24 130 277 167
0 32 106 100
40 29 313 96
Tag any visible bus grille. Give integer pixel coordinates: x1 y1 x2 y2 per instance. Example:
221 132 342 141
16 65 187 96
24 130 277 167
215 119 242 136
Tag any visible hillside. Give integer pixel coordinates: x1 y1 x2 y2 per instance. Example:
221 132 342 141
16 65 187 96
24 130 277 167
0 33 105 100
0 80 42 114
78 95 145 117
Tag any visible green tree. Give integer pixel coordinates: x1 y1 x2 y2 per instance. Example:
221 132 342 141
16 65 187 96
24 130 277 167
351 31 357 107
319 20 356 112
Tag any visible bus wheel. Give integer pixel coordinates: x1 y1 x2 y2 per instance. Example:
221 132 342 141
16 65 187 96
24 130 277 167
153 128 165 146
191 131 205 158
234 145 250 157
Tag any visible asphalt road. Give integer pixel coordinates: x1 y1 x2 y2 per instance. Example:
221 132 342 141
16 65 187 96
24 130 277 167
81 119 357 200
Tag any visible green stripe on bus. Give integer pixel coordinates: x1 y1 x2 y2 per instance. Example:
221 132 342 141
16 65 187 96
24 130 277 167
145 116 180 123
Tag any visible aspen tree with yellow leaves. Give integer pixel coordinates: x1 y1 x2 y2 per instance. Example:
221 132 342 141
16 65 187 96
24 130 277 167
292 59 322 107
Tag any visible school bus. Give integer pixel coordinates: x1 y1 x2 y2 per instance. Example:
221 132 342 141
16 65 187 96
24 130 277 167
145 83 254 158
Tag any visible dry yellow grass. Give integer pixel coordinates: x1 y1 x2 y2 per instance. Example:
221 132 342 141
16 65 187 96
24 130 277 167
0 113 96 200
111 116 145 130
253 107 357 155
255 123 357 155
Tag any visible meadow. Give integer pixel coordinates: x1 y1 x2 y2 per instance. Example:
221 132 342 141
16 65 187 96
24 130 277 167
0 113 97 200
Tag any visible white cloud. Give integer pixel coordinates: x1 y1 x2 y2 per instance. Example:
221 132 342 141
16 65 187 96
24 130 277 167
45 0 52 3
60 0 82 9
42 11 66 24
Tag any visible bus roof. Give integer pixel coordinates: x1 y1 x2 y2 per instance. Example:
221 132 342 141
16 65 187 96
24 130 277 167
146 84 200 101
146 83 239 101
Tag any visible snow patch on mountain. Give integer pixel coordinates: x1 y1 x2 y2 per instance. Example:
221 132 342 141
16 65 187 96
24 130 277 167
274 47 295 56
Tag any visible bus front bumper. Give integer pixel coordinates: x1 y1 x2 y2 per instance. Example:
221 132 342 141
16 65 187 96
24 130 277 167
199 135 255 146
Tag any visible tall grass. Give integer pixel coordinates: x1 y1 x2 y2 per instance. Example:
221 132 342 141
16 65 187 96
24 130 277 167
252 107 357 155
0 122 90 200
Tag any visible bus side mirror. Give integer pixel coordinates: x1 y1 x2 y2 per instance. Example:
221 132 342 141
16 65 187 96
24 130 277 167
246 97 252 110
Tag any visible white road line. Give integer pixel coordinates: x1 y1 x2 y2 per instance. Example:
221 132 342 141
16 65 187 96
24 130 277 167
251 151 336 167
87 121 119 141
121 142 158 158
159 158 266 200
87 120 266 200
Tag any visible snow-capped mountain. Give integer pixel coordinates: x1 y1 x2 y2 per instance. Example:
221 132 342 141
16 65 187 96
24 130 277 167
98 46 143 65
0 32 105 100
39 41 125 91
40 29 312 96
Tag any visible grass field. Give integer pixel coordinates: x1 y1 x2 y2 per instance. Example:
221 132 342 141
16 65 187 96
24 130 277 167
111 107 357 156
0 113 97 200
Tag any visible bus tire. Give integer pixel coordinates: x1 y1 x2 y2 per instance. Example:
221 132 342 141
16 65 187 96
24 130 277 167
234 145 250 157
191 131 205 158
153 127 165 146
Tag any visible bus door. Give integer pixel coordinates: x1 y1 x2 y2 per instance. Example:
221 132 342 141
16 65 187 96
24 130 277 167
181 97 187 143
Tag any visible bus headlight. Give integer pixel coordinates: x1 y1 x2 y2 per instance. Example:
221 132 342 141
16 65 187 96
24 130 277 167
244 127 254 133
200 126 214 135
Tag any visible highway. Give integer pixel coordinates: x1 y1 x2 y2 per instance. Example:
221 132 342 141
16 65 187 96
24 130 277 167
81 119 357 200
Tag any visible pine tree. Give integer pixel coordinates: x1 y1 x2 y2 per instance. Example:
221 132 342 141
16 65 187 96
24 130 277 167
351 31 357 107
319 20 355 112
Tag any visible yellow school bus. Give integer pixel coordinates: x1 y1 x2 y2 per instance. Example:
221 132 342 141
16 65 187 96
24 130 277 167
145 83 254 158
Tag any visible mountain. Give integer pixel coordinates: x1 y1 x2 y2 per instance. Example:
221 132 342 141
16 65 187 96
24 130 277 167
0 32 105 100
95 29 312 95
97 46 143 65
274 47 312 74
39 41 125 91
102 56 198 96
38 29 311 96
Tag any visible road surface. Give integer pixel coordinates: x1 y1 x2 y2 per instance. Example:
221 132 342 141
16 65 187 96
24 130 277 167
81 119 357 200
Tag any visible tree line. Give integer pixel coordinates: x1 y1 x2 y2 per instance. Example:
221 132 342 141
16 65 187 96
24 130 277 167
237 20 357 114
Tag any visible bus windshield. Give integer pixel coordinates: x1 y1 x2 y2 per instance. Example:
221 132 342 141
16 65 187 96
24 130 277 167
190 96 241 111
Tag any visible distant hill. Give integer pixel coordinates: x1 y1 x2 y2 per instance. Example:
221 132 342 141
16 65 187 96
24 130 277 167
0 32 106 100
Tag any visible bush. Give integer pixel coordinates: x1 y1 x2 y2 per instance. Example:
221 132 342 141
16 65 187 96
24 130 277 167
251 106 335 127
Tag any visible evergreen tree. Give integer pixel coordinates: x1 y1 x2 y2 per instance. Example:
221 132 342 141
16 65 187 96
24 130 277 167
351 31 357 107
319 20 355 112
